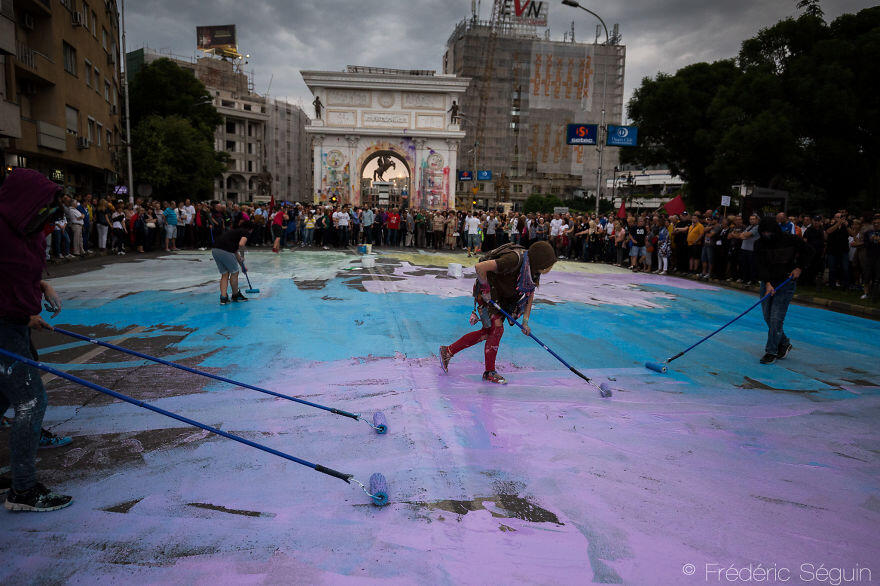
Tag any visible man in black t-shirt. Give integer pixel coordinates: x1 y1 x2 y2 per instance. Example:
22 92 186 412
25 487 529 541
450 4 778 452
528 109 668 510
628 218 648 271
211 221 253 305
801 215 826 286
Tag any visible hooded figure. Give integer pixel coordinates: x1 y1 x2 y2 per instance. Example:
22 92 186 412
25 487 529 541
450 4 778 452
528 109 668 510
0 169 74 512
439 240 558 385
0 169 62 323
753 214 813 365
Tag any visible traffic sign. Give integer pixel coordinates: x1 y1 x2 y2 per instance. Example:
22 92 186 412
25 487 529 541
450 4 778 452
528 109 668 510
606 125 639 147
566 124 598 145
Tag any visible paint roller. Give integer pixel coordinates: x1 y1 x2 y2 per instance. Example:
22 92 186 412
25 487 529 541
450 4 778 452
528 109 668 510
49 327 390 435
0 346 390 506
646 277 793 374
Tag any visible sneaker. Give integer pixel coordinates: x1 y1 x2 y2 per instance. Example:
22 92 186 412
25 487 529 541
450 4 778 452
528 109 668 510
759 353 777 365
659 270 667 275
5 482 73 512
220 295 230 305
39 429 73 449
861 294 869 300
439 345 452 373
0 476 10 497
198 247 207 251
482 370 507 384
231 291 248 302
0 416 10 428
777 341 793 359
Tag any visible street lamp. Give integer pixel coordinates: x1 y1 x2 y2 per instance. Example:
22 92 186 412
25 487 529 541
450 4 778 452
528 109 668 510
561 0 609 217
457 112 479 210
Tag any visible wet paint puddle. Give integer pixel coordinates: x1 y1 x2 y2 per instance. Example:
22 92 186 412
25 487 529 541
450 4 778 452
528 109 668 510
407 493 563 525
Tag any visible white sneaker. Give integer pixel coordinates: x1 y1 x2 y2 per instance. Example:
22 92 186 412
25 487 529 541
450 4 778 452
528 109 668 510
861 294 869 300
660 270 667 275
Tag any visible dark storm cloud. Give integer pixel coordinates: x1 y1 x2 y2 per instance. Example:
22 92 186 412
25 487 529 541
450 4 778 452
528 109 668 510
124 0 870 116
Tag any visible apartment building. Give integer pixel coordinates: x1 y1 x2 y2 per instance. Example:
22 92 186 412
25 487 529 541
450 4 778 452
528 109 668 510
1 0 122 194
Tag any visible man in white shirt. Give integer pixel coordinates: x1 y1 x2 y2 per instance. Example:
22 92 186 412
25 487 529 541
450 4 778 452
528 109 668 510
465 211 481 257
334 207 350 248
65 197 85 256
549 214 563 251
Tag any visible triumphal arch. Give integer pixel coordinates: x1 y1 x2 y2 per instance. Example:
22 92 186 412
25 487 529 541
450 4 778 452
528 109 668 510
301 66 469 209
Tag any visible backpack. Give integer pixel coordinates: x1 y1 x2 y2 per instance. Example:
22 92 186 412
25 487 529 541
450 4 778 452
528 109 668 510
479 242 525 272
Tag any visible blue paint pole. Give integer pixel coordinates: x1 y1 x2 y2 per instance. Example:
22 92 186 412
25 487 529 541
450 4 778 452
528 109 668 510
488 300 612 398
49 327 387 434
0 345 389 505
646 277 794 373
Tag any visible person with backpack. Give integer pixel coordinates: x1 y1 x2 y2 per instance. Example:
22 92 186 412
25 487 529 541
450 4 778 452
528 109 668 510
439 240 558 385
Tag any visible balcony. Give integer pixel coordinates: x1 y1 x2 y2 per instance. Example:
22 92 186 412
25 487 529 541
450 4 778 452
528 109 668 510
15 41 56 85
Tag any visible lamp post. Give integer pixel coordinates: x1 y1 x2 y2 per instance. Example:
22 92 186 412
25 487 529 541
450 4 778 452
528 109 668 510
120 0 134 204
458 112 479 210
561 0 609 217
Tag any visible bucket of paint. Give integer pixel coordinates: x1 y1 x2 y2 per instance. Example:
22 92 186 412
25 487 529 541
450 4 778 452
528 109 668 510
357 244 367 254
447 263 463 278
362 255 376 268
365 244 373 254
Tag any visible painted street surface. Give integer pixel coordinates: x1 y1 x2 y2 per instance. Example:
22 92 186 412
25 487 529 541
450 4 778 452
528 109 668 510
2 250 878 584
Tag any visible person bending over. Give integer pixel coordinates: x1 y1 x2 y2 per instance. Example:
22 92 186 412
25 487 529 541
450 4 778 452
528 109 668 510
440 241 557 384
211 220 254 305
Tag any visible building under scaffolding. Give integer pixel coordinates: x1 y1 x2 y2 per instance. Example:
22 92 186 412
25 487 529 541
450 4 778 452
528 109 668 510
443 18 625 208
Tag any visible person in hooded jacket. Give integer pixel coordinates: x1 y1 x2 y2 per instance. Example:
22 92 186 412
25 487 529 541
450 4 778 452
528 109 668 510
0 169 74 512
754 215 814 365
439 241 557 384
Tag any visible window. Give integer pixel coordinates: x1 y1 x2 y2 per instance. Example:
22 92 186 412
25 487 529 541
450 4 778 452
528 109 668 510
104 80 111 102
106 129 112 149
225 120 236 134
96 123 102 146
247 160 253 172
65 106 79 135
102 28 108 49
91 10 97 36
94 67 100 93
84 60 92 86
247 143 253 154
225 140 235 151
531 185 540 194
63 43 77 75
87 118 95 143
83 2 90 26
478 183 485 192
513 184 523 193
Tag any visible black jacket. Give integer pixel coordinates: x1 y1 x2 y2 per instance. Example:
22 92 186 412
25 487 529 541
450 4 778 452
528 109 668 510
754 219 814 284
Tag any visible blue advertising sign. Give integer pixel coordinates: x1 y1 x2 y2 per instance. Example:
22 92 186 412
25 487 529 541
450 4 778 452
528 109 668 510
566 123 598 145
458 170 473 181
606 125 639 147
477 170 492 181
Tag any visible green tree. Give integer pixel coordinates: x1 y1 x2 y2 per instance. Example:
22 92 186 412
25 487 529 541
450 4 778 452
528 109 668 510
623 60 740 210
129 58 221 141
132 116 229 201
624 5 880 212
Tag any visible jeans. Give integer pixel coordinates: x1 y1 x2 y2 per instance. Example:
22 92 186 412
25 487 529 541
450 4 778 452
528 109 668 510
0 320 48 492
826 252 850 287
760 281 796 355
304 227 314 246
738 249 755 281
52 228 70 257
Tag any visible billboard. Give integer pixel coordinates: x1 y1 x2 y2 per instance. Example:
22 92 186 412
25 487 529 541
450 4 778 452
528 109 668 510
606 125 639 147
566 123 598 145
477 170 493 181
501 0 548 27
197 25 237 54
458 170 473 181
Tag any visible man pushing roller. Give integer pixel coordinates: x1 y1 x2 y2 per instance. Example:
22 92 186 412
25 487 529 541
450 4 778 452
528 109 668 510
440 241 557 384
211 220 254 305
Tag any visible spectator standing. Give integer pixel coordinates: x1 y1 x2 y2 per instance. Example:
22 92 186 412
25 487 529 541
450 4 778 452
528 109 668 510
825 212 850 288
163 201 178 252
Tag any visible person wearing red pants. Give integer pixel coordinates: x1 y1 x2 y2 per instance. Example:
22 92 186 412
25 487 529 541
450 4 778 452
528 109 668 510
439 240 557 384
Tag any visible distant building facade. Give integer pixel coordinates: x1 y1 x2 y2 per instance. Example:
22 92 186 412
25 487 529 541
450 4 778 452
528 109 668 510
2 0 122 195
443 18 626 208
127 47 308 203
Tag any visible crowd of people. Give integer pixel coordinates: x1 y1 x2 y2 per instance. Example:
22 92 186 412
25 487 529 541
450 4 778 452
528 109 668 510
51 196 880 300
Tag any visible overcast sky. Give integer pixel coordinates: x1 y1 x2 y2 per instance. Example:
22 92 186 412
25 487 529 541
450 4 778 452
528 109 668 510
124 0 871 120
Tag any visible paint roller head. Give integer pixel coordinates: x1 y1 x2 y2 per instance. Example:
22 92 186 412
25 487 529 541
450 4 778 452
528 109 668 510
599 383 613 398
372 412 388 434
368 473 389 506
245 289 260 294
645 362 668 374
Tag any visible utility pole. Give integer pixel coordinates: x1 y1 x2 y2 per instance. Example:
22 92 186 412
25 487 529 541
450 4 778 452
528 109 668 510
121 0 134 204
